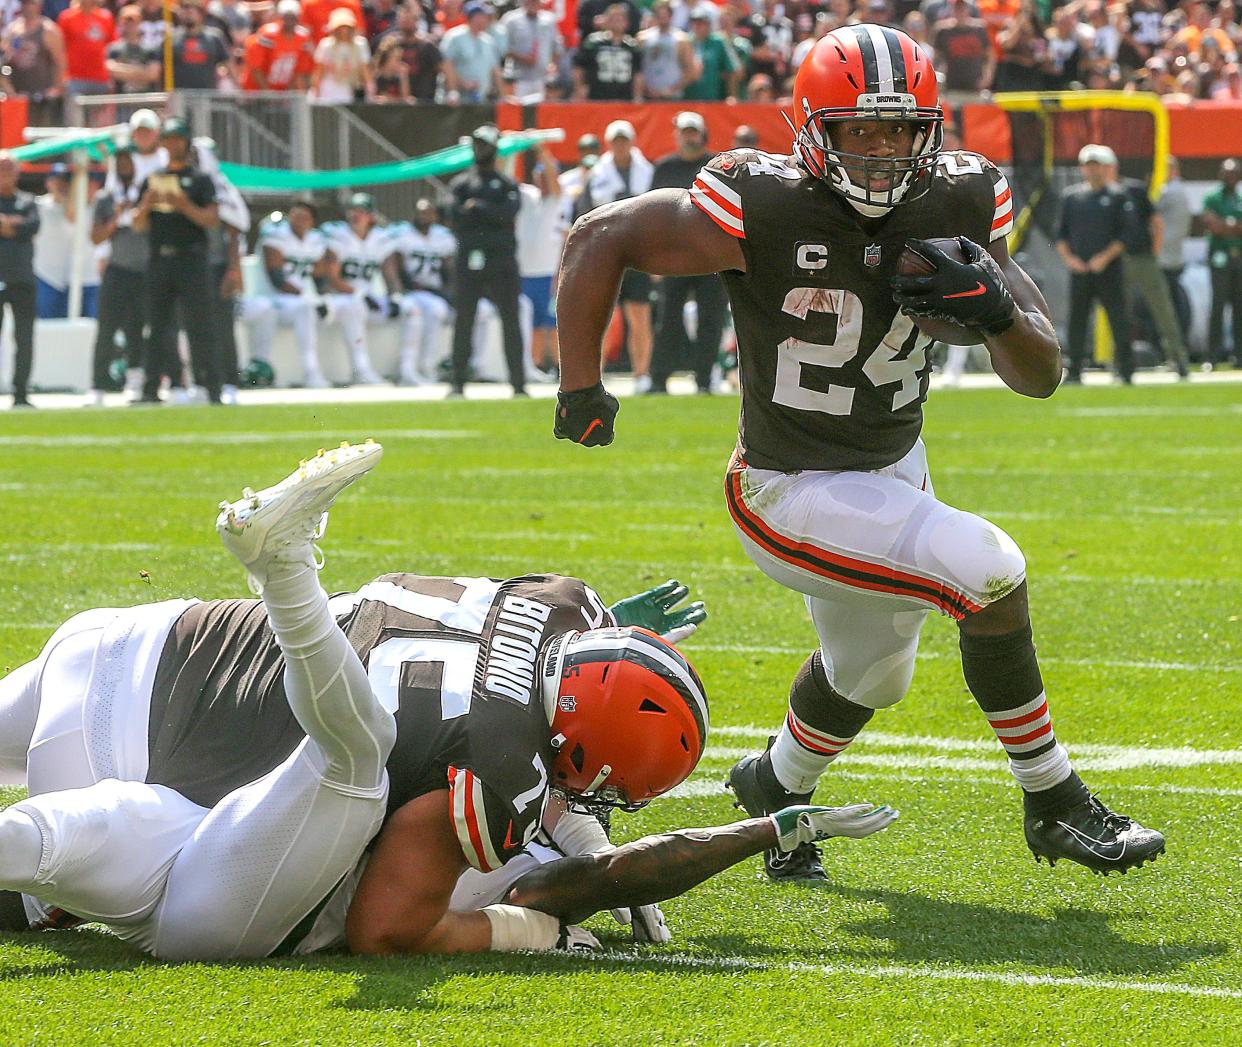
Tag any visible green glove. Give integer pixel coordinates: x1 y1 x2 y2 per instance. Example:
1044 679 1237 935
770 804 899 852
609 580 707 643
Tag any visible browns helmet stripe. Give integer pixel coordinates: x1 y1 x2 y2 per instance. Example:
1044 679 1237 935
882 26 911 93
850 25 880 93
561 633 708 752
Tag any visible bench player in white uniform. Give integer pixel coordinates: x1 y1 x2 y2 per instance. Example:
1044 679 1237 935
0 446 897 957
321 192 389 385
383 199 458 385
242 202 331 388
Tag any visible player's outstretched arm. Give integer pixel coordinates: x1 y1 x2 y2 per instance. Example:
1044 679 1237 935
983 237 1062 398
506 804 897 924
555 190 745 438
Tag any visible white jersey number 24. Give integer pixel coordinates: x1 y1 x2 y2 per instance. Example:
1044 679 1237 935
772 286 932 416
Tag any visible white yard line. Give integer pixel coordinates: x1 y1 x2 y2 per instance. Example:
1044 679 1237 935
694 642 1242 674
590 951 1242 1000
0 429 476 448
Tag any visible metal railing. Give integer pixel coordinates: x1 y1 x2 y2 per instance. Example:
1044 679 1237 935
66 90 442 220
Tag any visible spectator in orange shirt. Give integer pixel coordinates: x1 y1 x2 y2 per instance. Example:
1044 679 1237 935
975 0 1022 58
1171 2 1235 58
301 0 365 43
242 0 315 90
58 0 116 99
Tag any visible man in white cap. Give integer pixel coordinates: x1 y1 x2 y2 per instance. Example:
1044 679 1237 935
648 110 728 395
128 108 168 185
1055 143 1132 383
579 119 654 391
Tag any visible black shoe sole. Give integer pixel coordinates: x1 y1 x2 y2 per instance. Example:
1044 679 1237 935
1030 842 1166 875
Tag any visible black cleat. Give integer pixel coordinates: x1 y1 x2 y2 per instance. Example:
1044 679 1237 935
1025 794 1166 875
727 750 826 883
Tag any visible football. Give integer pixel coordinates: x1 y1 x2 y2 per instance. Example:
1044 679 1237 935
896 237 988 347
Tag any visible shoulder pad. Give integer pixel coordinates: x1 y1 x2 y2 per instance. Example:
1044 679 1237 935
933 151 1012 242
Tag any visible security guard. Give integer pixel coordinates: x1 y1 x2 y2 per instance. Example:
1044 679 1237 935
0 151 40 409
448 123 525 398
1055 144 1132 384
133 116 222 404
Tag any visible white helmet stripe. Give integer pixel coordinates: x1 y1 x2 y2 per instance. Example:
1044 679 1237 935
569 633 709 733
863 23 896 94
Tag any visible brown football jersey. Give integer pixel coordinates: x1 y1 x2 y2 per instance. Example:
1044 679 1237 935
690 149 1014 472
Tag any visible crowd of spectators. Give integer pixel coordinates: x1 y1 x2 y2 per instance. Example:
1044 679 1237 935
8 0 1242 124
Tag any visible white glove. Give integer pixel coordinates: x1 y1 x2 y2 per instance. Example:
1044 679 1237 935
557 924 602 953
610 902 672 943
770 803 899 852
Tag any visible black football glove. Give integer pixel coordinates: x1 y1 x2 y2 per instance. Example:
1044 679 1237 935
387 298 401 319
891 236 1016 336
553 382 620 447
363 294 383 315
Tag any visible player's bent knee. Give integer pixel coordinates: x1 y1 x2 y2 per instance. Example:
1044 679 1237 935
826 646 918 709
926 511 1026 608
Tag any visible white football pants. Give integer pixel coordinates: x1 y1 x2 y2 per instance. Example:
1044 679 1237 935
0 594 396 960
397 290 451 381
329 293 388 377
241 295 323 381
727 440 1026 709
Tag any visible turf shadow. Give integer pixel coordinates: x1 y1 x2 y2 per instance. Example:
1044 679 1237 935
820 885 1228 976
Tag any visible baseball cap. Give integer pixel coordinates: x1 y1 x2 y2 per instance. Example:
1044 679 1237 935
347 191 375 212
326 6 357 30
471 123 501 147
688 4 714 21
604 119 636 143
47 162 69 179
464 0 492 15
674 111 706 133
577 132 601 152
1078 143 1117 166
276 0 300 15
129 108 161 132
160 116 191 140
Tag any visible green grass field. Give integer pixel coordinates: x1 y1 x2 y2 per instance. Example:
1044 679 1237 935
1 383 1240 1046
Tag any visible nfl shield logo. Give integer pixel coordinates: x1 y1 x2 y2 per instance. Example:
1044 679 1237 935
863 244 882 268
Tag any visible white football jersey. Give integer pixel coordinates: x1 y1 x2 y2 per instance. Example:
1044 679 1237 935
387 221 456 292
258 221 327 294
320 221 392 292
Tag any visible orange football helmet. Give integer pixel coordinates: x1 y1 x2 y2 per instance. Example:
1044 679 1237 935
544 626 708 810
792 24 943 215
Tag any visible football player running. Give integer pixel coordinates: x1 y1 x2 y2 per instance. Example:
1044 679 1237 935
553 25 1165 881
0 444 896 958
241 202 332 389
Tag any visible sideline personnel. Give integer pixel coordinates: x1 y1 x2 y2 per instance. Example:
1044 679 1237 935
0 152 39 409
133 117 222 404
448 123 525 398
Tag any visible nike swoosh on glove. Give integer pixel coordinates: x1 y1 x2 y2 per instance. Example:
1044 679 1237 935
892 236 1016 335
557 923 602 952
770 803 900 852
554 382 620 447
611 903 673 944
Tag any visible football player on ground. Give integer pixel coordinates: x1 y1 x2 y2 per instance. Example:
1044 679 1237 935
0 444 895 958
321 193 391 385
553 24 1166 881
241 202 332 389
382 199 458 386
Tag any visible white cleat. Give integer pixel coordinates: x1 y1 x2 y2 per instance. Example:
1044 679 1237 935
216 440 383 591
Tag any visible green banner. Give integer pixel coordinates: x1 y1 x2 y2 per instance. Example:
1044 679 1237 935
218 128 562 192
9 125 561 192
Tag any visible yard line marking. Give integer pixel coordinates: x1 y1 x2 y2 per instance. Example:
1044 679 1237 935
693 642 1242 674
0 429 477 448
664 770 1242 800
587 951 1242 1000
702 729 1242 770
1057 404 1242 418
